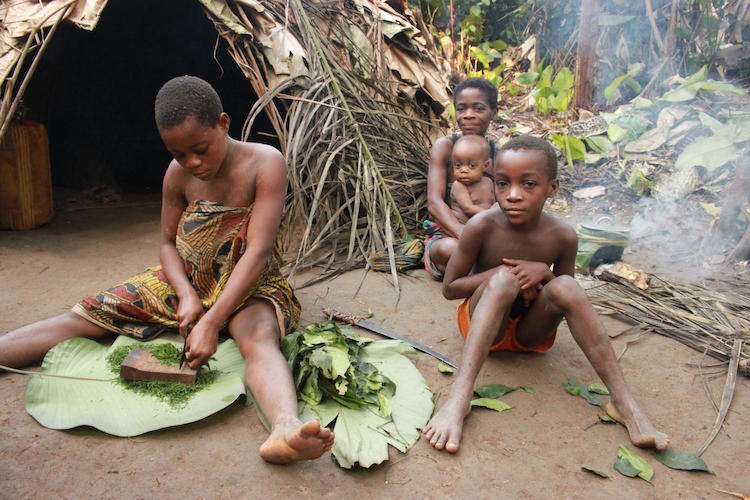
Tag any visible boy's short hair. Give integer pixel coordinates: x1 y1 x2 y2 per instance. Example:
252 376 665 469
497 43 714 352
453 134 490 160
155 76 223 130
453 77 498 111
499 135 558 179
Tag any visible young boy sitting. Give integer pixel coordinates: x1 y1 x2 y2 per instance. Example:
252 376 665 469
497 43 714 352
0 76 333 464
449 134 496 224
423 135 668 453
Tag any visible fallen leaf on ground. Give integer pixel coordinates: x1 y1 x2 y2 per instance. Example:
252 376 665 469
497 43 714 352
563 379 602 406
653 448 711 472
564 380 581 395
581 466 610 478
587 382 610 395
614 444 654 482
470 398 512 412
599 414 617 424
475 383 517 398
437 361 454 374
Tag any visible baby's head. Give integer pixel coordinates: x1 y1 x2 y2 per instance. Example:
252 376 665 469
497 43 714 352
154 76 231 180
452 134 491 186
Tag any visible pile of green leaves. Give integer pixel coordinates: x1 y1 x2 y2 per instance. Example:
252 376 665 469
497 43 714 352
282 321 395 417
105 343 220 409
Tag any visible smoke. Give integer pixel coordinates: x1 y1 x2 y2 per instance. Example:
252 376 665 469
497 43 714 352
627 168 735 280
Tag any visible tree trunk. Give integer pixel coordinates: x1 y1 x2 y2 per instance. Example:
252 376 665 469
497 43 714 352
574 0 600 110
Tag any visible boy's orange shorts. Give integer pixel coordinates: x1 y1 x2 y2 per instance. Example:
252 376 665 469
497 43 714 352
457 298 556 353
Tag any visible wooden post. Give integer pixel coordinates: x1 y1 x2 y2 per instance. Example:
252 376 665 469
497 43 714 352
574 0 600 110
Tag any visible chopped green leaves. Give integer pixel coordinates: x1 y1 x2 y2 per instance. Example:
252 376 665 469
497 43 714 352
599 414 617 424
653 449 711 472
438 361 454 374
470 398 512 412
615 444 654 482
105 343 221 409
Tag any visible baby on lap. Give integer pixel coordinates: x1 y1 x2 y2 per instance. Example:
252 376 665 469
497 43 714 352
450 134 496 223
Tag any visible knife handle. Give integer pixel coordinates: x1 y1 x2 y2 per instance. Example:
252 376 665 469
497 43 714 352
322 307 358 325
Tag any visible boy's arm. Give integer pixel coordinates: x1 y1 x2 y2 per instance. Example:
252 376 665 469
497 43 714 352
502 224 578 288
442 216 501 299
552 225 578 278
451 181 488 217
159 164 204 335
428 137 464 238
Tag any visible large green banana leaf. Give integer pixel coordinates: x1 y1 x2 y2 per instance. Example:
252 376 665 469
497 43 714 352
25 336 246 437
299 340 434 468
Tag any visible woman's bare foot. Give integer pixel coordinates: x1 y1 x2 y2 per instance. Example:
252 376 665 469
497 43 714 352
606 399 669 450
259 418 334 464
422 396 471 453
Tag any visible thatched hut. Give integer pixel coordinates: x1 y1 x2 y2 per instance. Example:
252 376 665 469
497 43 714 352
1 0 452 279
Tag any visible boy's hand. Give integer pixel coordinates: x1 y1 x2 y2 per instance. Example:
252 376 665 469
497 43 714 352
519 283 543 307
502 258 553 290
184 318 219 368
177 293 204 337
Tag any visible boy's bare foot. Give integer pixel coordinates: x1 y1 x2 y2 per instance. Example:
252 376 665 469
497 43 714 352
259 418 334 464
422 396 471 453
605 399 669 450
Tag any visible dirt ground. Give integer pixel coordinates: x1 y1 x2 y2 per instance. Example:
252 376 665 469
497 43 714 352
1 203 749 499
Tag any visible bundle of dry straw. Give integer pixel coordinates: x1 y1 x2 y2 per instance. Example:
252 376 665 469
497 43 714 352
584 273 750 369
201 0 451 286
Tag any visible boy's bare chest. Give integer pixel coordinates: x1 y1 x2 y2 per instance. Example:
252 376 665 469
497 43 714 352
477 226 559 269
